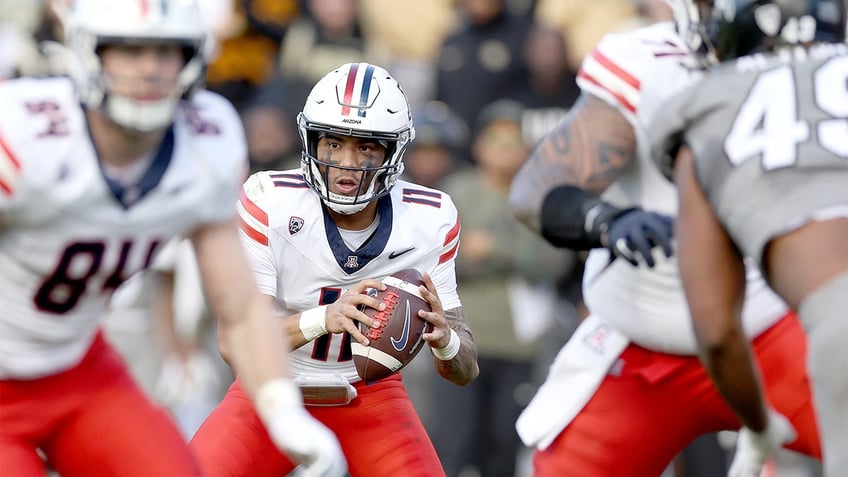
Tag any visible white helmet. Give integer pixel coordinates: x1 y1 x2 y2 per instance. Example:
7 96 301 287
63 0 207 132
298 62 416 215
665 0 710 59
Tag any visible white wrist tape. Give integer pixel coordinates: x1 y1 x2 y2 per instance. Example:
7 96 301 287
255 378 302 422
431 329 461 361
299 305 328 341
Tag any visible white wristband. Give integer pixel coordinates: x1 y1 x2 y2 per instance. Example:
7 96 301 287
299 305 328 341
255 378 302 422
431 329 460 361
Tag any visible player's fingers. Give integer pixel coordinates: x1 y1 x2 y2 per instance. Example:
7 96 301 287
418 309 447 331
628 230 657 268
350 279 386 294
418 283 444 314
350 293 385 314
345 321 371 346
613 238 640 266
421 272 437 293
351 308 380 329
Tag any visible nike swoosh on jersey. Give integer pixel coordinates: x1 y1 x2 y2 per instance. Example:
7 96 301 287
391 301 411 351
388 247 416 259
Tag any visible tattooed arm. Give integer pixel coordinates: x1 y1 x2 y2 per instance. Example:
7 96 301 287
432 306 478 386
418 273 479 386
508 93 637 233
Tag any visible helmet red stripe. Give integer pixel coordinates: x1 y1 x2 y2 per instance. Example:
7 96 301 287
341 63 360 116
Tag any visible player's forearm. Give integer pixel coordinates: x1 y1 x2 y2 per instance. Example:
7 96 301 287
509 94 635 233
284 312 313 350
432 308 479 386
218 294 294 396
700 330 770 432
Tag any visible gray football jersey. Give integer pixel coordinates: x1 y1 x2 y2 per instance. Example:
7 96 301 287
651 43 848 266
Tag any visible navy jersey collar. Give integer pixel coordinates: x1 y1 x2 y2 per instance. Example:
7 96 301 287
87 118 176 210
323 195 393 274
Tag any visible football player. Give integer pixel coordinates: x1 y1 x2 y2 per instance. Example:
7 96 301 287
651 1 848 475
189 62 480 477
0 1 345 476
508 0 822 475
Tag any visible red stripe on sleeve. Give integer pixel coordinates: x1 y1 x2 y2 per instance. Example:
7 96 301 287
591 50 641 90
577 70 636 114
443 216 461 246
0 179 12 195
239 188 268 226
438 241 459 265
0 131 21 171
239 217 268 246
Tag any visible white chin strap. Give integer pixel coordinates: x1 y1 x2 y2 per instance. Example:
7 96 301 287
324 199 370 215
105 94 178 132
324 180 378 215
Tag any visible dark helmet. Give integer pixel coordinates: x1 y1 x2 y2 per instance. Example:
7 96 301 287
680 0 846 63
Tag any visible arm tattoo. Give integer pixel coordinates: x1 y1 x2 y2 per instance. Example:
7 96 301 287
434 307 479 386
509 94 638 232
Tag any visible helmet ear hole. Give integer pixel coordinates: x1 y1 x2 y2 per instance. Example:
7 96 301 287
297 63 415 215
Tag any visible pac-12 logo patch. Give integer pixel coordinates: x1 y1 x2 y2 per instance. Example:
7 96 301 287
289 216 304 235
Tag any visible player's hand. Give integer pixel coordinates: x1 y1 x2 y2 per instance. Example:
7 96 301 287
728 410 796 477
417 272 451 348
265 403 347 477
324 279 386 345
605 208 674 268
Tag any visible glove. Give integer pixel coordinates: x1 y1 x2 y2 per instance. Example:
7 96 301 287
728 410 797 477
257 379 348 477
605 208 674 268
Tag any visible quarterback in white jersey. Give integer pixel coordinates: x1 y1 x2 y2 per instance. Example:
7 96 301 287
238 172 463 382
508 4 821 476
190 62 479 477
0 1 345 477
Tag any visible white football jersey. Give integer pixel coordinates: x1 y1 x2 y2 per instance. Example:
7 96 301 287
0 77 247 379
576 22 787 354
239 170 461 382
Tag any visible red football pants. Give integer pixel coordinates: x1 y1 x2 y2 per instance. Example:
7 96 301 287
0 332 201 477
190 374 445 477
533 312 820 477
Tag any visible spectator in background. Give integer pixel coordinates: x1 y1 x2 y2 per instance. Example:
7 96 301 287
430 99 577 477
434 0 532 150
204 0 300 111
402 100 471 188
241 0 370 174
242 101 301 174
510 22 580 146
533 0 638 71
273 0 369 109
359 0 457 109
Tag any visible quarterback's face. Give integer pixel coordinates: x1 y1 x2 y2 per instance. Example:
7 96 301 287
317 134 387 196
99 44 185 102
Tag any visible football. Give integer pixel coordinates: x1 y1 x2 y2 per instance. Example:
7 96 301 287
351 268 433 382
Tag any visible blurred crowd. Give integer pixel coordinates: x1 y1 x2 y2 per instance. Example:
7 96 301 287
0 0 719 476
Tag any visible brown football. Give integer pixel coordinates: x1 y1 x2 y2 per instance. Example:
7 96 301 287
351 269 433 382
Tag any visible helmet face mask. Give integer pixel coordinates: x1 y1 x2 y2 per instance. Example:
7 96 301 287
298 63 415 215
64 0 207 132
678 0 847 64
